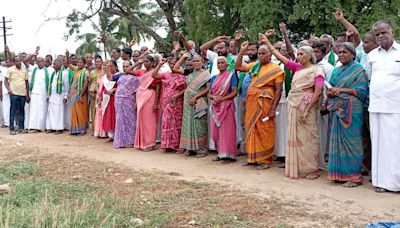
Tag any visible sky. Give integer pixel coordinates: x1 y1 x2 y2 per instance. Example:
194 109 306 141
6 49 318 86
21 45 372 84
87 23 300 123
0 0 157 57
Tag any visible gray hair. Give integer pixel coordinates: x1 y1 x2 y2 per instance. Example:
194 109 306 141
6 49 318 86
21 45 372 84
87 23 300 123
372 20 393 30
298 40 311 48
299 46 316 64
320 34 334 44
259 45 270 52
338 42 356 57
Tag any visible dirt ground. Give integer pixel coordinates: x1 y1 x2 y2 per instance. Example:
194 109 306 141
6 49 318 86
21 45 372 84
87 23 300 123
0 128 399 226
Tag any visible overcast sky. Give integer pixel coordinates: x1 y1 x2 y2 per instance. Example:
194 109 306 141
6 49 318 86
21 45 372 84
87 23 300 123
1 0 156 57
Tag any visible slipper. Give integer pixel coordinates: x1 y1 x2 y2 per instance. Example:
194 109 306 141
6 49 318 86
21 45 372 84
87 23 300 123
221 159 236 164
375 187 389 193
256 164 270 170
305 173 320 180
278 163 285 168
212 157 221 162
343 181 363 188
242 162 256 166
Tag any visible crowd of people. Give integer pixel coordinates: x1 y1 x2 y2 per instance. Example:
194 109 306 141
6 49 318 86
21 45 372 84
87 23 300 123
0 9 399 193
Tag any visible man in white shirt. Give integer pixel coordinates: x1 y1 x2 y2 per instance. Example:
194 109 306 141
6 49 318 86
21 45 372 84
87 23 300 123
313 42 334 170
46 59 69 133
62 56 71 130
112 48 124 72
28 57 50 132
368 20 400 192
320 34 338 66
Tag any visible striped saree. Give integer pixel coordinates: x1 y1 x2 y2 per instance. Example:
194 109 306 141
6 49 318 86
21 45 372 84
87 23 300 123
327 61 368 181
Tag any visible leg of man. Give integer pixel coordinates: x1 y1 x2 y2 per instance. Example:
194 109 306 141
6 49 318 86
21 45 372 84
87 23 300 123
17 96 26 130
9 95 17 132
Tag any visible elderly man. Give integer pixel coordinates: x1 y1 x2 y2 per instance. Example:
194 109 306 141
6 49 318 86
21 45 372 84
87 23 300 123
368 20 400 193
320 34 338 66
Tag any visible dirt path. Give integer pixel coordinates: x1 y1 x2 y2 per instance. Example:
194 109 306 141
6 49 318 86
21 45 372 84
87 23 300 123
1 128 399 225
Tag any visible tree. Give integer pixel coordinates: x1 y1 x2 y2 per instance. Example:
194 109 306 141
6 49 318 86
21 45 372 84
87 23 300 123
67 0 400 51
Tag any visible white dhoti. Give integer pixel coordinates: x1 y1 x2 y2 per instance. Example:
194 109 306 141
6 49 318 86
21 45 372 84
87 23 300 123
234 96 243 145
370 112 400 192
28 94 48 130
46 94 64 130
0 99 3 125
2 94 10 126
317 113 329 170
24 103 30 129
64 104 70 130
274 102 288 157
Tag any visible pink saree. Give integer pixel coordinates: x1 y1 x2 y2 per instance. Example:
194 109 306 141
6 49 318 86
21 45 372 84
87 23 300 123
134 70 158 150
210 72 237 159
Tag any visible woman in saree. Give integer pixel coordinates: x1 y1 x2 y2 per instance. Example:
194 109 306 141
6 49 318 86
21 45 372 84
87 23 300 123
209 56 238 163
152 58 186 153
235 41 284 169
260 30 324 179
66 54 89 136
92 56 107 138
173 53 210 157
130 55 160 151
109 60 140 148
327 42 368 187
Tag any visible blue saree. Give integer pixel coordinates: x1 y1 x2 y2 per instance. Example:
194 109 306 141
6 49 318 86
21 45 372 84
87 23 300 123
327 61 368 181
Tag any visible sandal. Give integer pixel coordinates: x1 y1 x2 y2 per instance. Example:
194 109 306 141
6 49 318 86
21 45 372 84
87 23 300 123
343 181 363 188
305 173 320 180
212 157 221 162
375 187 389 193
176 149 185 154
256 164 270 170
184 151 193 156
195 153 208 158
242 162 256 166
221 159 236 164
278 163 285 168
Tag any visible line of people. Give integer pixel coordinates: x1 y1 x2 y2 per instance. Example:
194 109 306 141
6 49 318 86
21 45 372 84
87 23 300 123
0 10 399 193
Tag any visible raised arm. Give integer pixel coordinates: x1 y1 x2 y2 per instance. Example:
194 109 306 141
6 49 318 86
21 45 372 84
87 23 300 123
174 31 192 53
333 9 361 47
234 41 249 72
279 23 296 60
152 58 167 79
172 53 189 75
259 30 289 65
23 46 40 67
5 45 13 62
231 29 244 55
126 59 144 75
200 35 230 54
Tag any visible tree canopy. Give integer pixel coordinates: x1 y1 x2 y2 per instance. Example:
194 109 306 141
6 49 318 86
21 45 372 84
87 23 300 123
66 0 400 53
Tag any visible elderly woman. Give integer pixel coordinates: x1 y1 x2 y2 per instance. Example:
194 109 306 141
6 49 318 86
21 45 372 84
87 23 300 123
326 42 368 187
260 30 325 179
209 56 238 163
235 41 284 170
173 53 210 157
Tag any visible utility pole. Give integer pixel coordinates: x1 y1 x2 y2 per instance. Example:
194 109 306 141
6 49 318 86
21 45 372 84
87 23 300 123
0 17 12 59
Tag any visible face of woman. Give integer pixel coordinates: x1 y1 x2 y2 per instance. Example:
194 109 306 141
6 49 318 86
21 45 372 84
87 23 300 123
143 59 153 69
217 59 228 71
110 63 118 73
77 59 85 69
257 48 271 64
122 63 130 74
192 56 203 70
95 58 103 69
337 47 354 66
296 50 311 65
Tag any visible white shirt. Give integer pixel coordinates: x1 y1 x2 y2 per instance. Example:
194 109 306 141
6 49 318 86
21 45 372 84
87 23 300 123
0 67 6 95
368 41 400 113
317 59 334 105
49 69 69 104
31 68 50 96
116 57 124 73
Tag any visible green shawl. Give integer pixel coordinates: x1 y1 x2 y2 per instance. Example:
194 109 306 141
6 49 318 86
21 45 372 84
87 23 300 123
30 67 49 93
48 67 64 96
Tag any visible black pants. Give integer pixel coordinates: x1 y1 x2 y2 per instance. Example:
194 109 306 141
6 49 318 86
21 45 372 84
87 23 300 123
9 95 26 131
